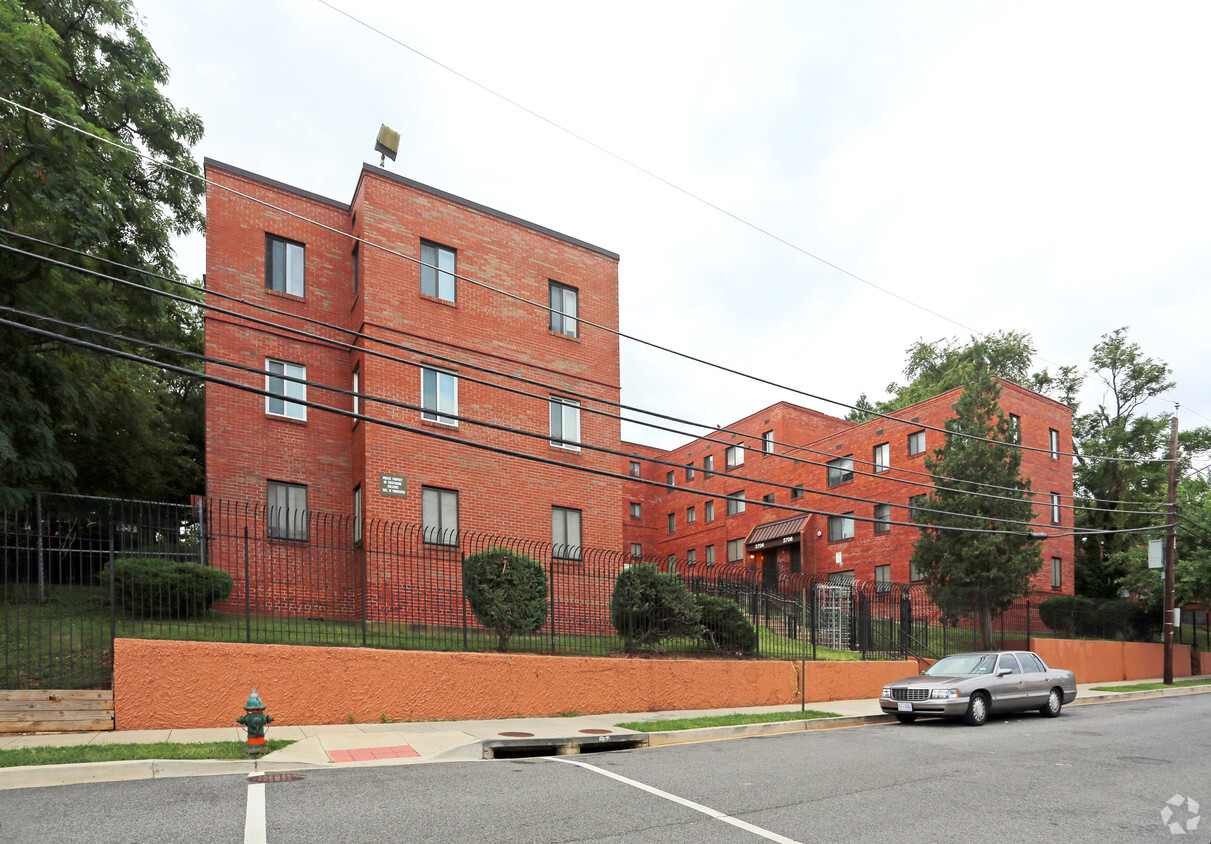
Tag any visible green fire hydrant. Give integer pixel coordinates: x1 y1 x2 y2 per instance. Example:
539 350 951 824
236 689 274 757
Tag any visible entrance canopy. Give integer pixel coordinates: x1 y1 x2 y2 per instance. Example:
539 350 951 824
745 514 811 550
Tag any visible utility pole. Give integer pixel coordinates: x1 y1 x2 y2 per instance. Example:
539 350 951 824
1163 412 1179 685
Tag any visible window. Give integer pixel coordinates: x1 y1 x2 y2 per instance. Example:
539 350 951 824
667 513 675 534
827 456 854 487
791 485 804 499
1008 414 1021 443
725 444 744 469
265 234 304 296
549 281 578 337
1051 556 1062 589
266 359 306 420
351 243 359 295
727 538 744 562
687 549 696 566
908 430 926 456
629 502 641 519
666 470 675 487
353 484 362 543
421 368 458 425
909 495 926 522
704 544 716 565
996 654 1020 675
829 570 854 583
552 507 582 560
1049 428 1060 460
630 543 642 558
762 493 775 505
704 500 715 522
422 487 459 546
1050 493 1061 524
703 454 714 478
351 365 360 419
874 503 891 534
726 491 746 515
686 506 696 524
420 240 456 302
267 481 307 541
685 463 695 482
667 554 676 567
550 397 581 449
1019 652 1046 673
873 442 890 474
629 460 641 477
827 512 854 542
762 430 774 454
875 564 891 592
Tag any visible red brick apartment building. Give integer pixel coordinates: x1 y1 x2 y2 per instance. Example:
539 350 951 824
203 159 622 579
622 382 1075 596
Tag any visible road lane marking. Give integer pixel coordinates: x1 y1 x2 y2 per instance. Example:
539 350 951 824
555 757 801 844
245 781 267 844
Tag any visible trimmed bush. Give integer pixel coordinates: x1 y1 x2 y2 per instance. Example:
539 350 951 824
609 564 701 650
105 557 233 619
695 594 758 655
462 547 548 652
1038 595 1097 636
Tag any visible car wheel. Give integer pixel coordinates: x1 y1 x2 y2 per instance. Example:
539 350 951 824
895 713 917 724
964 691 989 726
1039 687 1063 718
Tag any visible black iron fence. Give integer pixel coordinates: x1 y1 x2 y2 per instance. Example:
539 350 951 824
2 492 1189 689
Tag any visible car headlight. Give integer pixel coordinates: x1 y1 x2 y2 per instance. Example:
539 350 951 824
882 687 892 698
930 689 959 699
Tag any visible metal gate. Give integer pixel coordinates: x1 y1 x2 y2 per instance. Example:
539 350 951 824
815 582 853 650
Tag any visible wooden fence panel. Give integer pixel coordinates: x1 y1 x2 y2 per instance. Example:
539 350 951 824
0 690 115 733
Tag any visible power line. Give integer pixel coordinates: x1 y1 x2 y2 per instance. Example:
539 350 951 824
1 311 1090 540
2 234 1167 520
0 93 1155 466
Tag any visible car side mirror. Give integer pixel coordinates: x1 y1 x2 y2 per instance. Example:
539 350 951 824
996 668 1012 677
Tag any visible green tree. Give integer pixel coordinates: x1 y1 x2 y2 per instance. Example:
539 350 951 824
462 548 548 652
849 331 1049 421
609 565 701 651
909 370 1043 648
1070 329 1211 597
0 0 205 505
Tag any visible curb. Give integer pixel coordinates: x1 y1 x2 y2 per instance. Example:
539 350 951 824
642 713 894 747
0 757 317 791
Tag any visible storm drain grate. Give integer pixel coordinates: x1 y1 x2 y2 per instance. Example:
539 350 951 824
247 772 307 783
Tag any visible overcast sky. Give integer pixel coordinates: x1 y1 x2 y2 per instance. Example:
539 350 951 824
137 0 1211 450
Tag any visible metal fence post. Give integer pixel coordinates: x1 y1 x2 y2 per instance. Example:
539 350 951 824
35 492 45 603
108 502 116 666
549 559 556 654
243 526 251 644
1026 600 1031 650
360 541 367 648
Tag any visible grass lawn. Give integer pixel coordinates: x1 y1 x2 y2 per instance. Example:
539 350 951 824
616 710 841 732
1089 678 1211 693
0 739 295 768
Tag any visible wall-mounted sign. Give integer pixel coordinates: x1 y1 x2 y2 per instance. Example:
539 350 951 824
379 474 408 497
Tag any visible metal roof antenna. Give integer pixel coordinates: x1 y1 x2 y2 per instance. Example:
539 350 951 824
374 124 400 168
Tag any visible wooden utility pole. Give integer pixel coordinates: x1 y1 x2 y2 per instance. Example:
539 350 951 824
1163 413 1179 685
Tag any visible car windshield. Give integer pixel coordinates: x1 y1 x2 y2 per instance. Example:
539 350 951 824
924 654 997 676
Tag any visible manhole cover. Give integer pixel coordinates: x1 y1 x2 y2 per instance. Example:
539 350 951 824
578 729 613 735
498 731 534 738
247 773 307 783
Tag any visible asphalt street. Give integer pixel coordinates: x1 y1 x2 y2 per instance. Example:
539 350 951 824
2 695 1207 843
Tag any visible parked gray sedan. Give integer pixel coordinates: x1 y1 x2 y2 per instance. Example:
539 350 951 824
880 651 1077 726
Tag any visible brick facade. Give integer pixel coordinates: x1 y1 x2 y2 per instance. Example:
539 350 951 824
204 160 623 620
622 384 1075 595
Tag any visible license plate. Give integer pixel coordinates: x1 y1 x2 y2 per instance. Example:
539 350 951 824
898 701 913 712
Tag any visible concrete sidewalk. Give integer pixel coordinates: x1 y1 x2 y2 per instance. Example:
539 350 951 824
2 677 1208 790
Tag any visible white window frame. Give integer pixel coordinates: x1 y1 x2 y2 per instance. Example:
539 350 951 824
1051 556 1062 588
266 359 306 420
630 542 642 558
726 491 746 516
421 368 458 426
908 430 926 456
827 512 855 542
549 281 579 337
687 549 697 565
550 397 581 450
827 456 854 487
1050 493 1061 524
704 500 715 523
685 463 695 481
351 365 360 419
422 486 459 546
873 442 890 474
420 240 456 302
630 502 641 519
725 444 744 469
874 503 891 534
703 454 714 478
726 538 744 562
267 481 307 541
875 564 891 592
1049 428 1060 460
552 506 582 560
704 544 715 565
629 460 641 477
762 430 774 454
353 484 362 543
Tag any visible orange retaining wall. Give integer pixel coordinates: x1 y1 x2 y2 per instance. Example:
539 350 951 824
1032 639 1192 684
112 639 914 730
